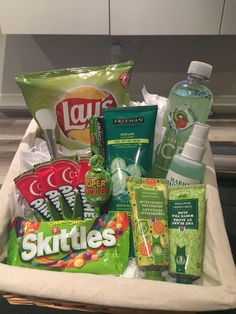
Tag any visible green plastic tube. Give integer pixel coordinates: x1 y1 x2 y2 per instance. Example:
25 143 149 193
103 105 157 213
168 184 206 284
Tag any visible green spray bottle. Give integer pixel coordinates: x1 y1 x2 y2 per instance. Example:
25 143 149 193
166 122 210 186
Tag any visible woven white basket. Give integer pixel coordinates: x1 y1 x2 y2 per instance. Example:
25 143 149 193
0 119 235 313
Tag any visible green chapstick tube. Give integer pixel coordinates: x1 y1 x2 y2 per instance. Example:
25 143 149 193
85 155 112 217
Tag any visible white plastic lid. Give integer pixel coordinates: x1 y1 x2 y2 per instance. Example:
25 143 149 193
187 61 213 79
182 122 210 162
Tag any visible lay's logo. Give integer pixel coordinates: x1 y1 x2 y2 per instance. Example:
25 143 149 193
56 86 117 145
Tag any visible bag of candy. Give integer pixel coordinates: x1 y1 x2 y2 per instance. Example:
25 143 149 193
7 212 129 275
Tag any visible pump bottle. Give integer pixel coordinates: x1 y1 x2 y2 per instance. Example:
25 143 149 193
166 122 209 186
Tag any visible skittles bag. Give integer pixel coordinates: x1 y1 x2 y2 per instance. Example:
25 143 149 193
7 212 129 275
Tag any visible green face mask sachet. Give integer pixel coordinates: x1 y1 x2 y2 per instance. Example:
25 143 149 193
168 184 206 284
103 105 157 213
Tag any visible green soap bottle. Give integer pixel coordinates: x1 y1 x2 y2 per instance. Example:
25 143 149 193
166 122 209 186
152 61 213 178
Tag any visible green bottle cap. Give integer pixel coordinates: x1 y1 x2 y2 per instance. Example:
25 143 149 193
143 270 165 281
176 275 192 284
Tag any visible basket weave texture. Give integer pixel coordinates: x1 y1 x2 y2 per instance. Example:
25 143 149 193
0 120 236 313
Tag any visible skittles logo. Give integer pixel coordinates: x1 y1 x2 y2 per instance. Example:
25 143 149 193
21 225 116 262
15 213 129 272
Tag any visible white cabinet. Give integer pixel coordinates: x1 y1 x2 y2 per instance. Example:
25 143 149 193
0 0 109 35
220 0 236 34
110 0 224 35
0 0 230 35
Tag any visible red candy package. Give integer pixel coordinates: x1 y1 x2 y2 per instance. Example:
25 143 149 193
52 158 82 219
14 171 51 221
34 163 63 220
14 158 100 221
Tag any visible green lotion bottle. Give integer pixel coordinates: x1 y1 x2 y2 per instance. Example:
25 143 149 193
166 122 209 186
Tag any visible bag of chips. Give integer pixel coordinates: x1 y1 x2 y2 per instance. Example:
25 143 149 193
16 61 134 150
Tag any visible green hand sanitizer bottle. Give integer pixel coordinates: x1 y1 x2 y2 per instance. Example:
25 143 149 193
152 61 213 178
166 122 209 186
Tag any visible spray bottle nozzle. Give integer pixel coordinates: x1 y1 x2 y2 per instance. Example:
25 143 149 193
181 122 210 162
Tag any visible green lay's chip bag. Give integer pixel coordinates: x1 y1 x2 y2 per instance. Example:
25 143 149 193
15 61 134 150
7 212 129 275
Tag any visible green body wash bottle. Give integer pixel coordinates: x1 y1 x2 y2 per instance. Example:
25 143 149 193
152 61 213 178
166 122 209 186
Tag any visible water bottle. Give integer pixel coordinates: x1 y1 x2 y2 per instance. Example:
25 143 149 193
152 61 213 178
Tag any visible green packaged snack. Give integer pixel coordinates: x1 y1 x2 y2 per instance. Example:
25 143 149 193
103 105 157 213
127 177 169 267
7 212 129 275
85 155 111 217
15 61 134 150
168 184 206 284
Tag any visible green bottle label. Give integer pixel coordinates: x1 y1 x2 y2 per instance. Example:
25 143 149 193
168 185 206 278
175 245 187 273
168 198 198 230
136 188 165 220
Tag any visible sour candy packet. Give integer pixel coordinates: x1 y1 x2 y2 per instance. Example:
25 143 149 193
15 61 134 150
14 170 52 221
34 162 64 221
52 158 82 220
7 212 129 275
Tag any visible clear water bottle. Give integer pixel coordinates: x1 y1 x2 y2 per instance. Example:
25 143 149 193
152 61 213 178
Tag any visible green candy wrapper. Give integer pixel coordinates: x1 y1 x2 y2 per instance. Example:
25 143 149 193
85 155 111 217
7 212 129 275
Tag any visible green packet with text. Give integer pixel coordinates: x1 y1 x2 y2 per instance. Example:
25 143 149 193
168 184 206 284
127 177 169 267
7 212 129 275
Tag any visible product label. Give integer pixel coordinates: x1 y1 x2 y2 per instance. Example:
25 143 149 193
57 93 116 132
175 245 187 273
34 164 63 220
76 159 95 219
136 188 165 219
167 104 197 135
52 159 80 219
166 170 200 186
21 226 116 261
168 198 198 230
104 106 157 212
152 104 198 178
127 177 169 267
14 173 51 221
168 185 206 277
